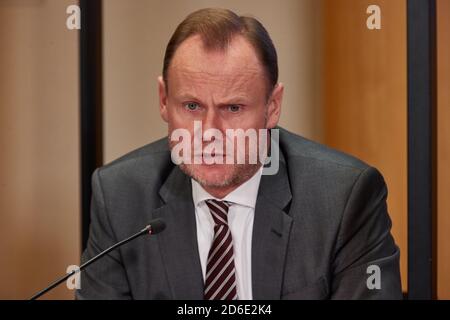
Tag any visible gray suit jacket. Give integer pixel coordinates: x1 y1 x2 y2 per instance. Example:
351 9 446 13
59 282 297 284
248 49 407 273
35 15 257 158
76 127 402 300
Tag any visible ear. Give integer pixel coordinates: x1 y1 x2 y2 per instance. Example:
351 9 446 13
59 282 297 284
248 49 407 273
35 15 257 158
158 76 169 123
266 83 284 129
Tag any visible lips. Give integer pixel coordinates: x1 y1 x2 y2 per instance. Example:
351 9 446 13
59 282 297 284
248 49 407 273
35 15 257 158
195 153 225 158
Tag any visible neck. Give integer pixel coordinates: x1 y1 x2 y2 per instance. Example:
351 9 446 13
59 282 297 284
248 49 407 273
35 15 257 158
203 184 238 199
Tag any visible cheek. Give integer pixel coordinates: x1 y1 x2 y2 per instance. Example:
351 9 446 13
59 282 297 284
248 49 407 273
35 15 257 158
166 105 185 127
166 110 196 138
240 106 268 129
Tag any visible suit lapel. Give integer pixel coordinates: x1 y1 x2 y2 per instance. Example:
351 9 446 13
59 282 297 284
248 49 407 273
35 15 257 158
252 157 293 299
152 166 204 299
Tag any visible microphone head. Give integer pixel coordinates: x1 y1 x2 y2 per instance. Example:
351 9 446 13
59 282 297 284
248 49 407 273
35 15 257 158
149 218 166 235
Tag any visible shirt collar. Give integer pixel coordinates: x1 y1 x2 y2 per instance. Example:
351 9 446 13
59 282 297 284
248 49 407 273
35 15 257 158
191 167 263 209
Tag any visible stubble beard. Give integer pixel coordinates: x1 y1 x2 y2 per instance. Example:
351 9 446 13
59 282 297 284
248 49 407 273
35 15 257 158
179 162 261 190
167 136 262 191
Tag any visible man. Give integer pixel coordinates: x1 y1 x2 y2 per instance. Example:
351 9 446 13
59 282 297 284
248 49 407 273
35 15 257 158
77 8 402 300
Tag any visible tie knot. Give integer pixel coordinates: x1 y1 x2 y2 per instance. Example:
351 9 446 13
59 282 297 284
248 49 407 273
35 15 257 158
205 200 231 226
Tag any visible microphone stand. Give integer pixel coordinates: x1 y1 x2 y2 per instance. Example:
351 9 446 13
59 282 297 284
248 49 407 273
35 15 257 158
30 223 159 300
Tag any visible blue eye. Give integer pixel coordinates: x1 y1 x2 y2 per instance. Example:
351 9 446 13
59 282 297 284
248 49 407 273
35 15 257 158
185 102 200 111
228 105 241 113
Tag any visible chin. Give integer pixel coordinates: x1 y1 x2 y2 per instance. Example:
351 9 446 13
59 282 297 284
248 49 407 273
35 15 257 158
181 163 236 188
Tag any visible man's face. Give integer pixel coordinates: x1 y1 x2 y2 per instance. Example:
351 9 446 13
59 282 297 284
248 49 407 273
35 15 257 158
159 34 283 195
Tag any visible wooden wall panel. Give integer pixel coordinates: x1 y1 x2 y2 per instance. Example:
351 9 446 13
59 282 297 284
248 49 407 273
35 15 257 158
322 0 408 290
437 0 450 300
0 0 80 299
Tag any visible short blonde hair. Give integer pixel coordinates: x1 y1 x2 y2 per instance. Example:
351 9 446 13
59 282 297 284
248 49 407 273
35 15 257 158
162 8 278 97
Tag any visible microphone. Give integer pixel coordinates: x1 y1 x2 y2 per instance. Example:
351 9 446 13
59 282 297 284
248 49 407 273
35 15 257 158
30 218 166 300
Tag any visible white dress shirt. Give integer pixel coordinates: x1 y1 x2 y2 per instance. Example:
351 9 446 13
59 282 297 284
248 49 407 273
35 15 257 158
191 167 263 300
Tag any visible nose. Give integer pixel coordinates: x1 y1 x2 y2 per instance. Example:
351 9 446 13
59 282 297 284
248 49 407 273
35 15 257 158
202 107 223 133
199 108 226 155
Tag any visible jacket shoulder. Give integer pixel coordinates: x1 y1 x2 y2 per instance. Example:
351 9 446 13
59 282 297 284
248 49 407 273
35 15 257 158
278 127 370 171
95 137 173 184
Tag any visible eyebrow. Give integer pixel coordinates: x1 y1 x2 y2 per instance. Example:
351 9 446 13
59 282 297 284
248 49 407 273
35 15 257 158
176 93 250 105
176 93 201 101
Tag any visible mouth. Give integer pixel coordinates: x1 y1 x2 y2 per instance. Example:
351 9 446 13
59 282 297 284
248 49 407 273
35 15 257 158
194 152 225 157
192 153 229 165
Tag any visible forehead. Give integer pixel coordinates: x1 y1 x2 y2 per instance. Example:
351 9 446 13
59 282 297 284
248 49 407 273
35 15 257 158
168 34 266 90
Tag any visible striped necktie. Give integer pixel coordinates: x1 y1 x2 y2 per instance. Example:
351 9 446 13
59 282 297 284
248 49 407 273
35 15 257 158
204 199 238 300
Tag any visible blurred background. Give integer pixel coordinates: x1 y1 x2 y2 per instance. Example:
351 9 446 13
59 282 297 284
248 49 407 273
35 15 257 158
0 0 448 299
